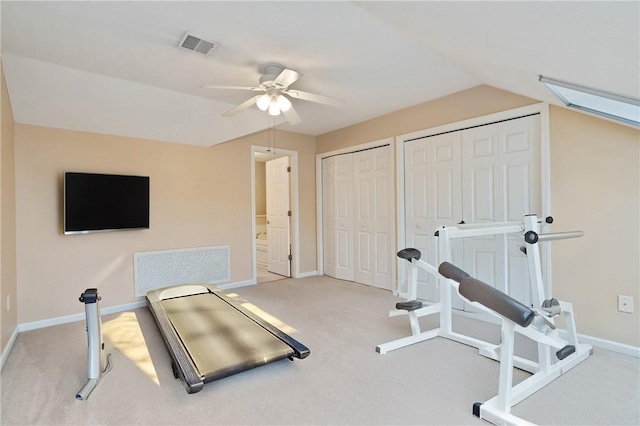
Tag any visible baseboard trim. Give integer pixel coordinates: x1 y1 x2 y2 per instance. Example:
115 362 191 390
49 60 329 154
1 326 19 371
560 331 640 358
296 270 318 279
18 300 147 333
218 279 255 290
453 309 640 358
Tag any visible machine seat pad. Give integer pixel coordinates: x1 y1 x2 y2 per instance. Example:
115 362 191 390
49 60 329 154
396 300 423 311
459 277 535 328
397 248 421 262
438 261 470 283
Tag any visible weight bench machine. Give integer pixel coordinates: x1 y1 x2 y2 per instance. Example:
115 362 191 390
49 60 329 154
378 215 590 372
147 284 309 394
439 261 590 425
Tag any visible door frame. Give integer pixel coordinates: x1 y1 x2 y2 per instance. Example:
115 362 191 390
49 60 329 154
251 145 299 282
315 137 395 278
395 102 551 296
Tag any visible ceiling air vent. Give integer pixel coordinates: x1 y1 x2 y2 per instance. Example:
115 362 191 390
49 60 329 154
178 32 218 56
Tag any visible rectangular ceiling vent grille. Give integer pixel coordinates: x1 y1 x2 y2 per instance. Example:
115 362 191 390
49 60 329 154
178 32 218 56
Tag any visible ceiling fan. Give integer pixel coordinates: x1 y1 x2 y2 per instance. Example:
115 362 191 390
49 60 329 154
203 64 344 125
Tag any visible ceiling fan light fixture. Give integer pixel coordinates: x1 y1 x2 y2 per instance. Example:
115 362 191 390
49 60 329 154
277 95 292 112
268 98 281 116
256 94 271 111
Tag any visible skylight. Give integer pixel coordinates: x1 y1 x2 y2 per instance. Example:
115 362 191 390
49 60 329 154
539 76 640 127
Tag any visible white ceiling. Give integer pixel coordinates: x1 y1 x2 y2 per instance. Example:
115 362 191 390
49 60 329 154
1 1 638 147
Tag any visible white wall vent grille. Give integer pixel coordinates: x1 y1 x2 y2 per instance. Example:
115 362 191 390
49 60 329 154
178 32 218 55
134 245 230 297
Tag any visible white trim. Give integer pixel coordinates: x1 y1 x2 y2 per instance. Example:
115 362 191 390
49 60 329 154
396 103 548 142
455 309 640 358
395 135 406 295
315 155 324 276
17 300 147 333
251 145 300 281
315 137 396 281
559 330 640 359
218 279 255 290
297 270 318 278
1 327 19 371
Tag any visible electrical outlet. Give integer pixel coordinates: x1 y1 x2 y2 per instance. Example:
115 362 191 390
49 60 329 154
618 295 634 313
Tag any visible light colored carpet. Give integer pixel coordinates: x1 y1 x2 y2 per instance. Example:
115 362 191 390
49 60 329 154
1 275 638 425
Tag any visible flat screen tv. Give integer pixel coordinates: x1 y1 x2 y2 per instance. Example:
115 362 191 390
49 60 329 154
64 172 150 234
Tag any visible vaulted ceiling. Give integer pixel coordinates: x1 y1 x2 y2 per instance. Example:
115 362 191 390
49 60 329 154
2 1 638 146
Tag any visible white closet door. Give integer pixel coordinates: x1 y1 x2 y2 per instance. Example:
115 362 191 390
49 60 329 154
334 153 355 281
266 156 291 276
322 157 336 278
499 115 540 304
461 115 540 304
354 146 392 290
461 124 505 294
405 132 462 302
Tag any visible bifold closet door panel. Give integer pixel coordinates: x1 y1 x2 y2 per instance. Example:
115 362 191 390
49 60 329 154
353 146 393 290
334 153 355 281
404 132 463 303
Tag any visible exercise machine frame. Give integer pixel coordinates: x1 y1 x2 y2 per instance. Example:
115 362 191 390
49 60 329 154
76 288 111 401
377 214 593 424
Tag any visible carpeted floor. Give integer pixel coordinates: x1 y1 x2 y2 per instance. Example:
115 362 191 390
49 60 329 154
1 275 639 425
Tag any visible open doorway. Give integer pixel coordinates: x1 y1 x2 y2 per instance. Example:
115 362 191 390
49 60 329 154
252 146 299 284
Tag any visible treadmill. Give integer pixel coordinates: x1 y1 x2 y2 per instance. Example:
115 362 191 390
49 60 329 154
146 284 310 394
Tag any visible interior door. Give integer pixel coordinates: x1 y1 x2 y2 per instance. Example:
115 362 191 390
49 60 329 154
353 146 392 290
266 156 290 277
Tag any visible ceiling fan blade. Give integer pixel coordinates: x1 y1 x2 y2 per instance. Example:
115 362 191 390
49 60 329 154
273 68 302 89
202 85 263 91
282 104 302 125
285 90 344 108
222 95 262 117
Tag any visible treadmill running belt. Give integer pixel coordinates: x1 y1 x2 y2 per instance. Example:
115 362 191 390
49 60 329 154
147 284 309 394
161 294 293 380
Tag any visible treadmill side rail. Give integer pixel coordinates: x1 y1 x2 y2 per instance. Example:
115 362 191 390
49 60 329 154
146 298 204 394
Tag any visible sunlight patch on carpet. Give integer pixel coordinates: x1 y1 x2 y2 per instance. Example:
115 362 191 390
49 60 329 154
224 293 297 334
102 312 160 385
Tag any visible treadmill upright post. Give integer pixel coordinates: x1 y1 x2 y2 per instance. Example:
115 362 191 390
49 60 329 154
76 288 110 401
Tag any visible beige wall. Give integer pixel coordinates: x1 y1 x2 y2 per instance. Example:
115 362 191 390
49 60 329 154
317 85 538 153
255 162 266 216
317 85 640 347
222 129 318 274
7 80 639 348
549 106 639 346
1 62 18 355
14 125 316 324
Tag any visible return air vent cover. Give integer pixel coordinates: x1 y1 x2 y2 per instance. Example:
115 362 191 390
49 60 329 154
178 32 218 56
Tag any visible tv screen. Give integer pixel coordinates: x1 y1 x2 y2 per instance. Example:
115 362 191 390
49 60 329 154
64 172 150 234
